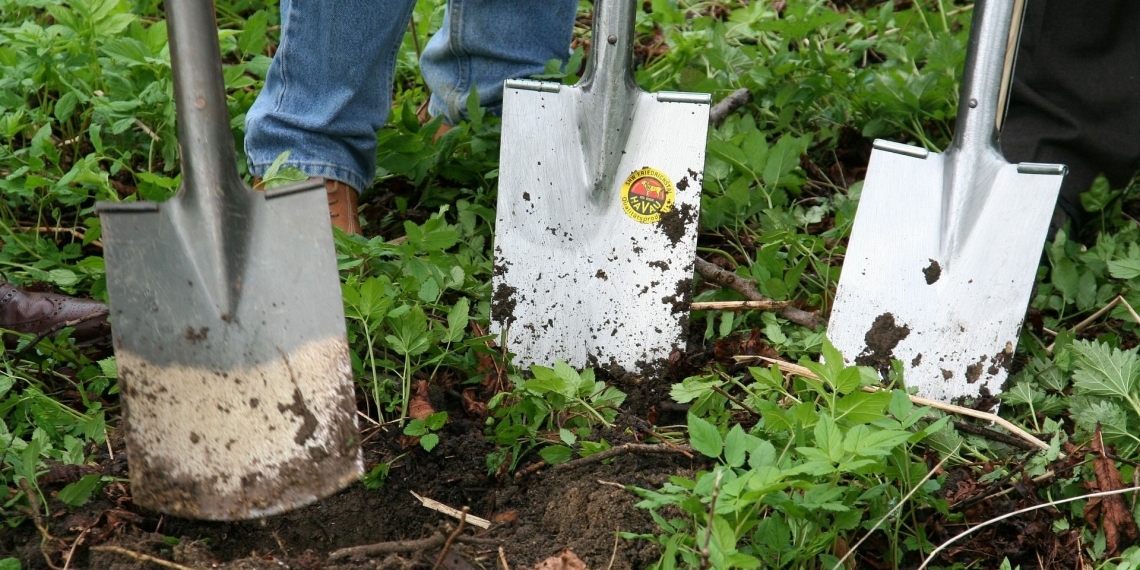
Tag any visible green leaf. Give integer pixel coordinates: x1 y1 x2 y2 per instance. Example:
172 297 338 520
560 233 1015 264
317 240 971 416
539 445 574 465
670 376 719 404
559 428 577 446
417 277 439 303
403 419 428 437
446 298 469 343
814 414 843 462
748 440 777 469
1002 379 1041 408
238 10 269 57
55 91 80 122
834 367 863 395
723 424 748 468
1071 398 1130 440
524 366 573 397
425 412 448 431
0 558 21 570
1051 258 1080 302
687 413 723 459
553 360 583 393
888 388 912 419
1069 340 1139 399
1108 258 1140 280
419 433 440 452
847 427 912 457
835 390 891 424
387 305 430 356
58 473 102 507
762 134 808 188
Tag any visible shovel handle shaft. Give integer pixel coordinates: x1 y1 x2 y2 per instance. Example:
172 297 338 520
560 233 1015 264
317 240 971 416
953 0 1024 154
166 0 242 192
576 0 641 200
579 0 637 93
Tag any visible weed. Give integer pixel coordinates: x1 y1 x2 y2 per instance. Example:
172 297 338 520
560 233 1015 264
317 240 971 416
485 362 625 473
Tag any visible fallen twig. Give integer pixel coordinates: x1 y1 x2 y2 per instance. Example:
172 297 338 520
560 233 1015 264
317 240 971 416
431 510 467 570
952 420 1039 451
410 491 492 529
134 118 161 143
709 88 753 128
746 355 1054 454
605 528 622 570
709 384 761 419
90 546 198 570
15 225 102 248
552 442 695 473
498 546 511 570
694 258 825 329
690 300 789 312
62 525 94 570
643 428 695 459
329 532 502 561
330 533 447 560
1046 295 1122 352
20 479 62 570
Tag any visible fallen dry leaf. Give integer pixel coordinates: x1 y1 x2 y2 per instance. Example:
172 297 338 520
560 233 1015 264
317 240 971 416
462 387 488 419
408 380 435 421
532 550 587 570
1083 427 1140 556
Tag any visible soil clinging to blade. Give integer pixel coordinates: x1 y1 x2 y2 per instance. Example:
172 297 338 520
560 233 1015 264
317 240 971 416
855 312 910 376
923 259 941 284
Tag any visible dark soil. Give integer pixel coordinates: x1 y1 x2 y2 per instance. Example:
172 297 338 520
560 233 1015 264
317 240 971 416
3 369 698 570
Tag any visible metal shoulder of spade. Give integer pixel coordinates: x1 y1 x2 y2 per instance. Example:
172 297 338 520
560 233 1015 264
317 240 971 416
827 0 1067 404
96 0 361 520
492 0 711 373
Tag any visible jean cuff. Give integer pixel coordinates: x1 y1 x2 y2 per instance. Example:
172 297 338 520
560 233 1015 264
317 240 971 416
247 159 367 194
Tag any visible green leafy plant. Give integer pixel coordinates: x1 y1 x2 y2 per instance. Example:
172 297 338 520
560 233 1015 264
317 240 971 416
633 342 949 569
485 361 625 473
403 411 448 452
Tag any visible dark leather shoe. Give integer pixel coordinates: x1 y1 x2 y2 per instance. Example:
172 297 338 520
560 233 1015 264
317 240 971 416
0 283 110 347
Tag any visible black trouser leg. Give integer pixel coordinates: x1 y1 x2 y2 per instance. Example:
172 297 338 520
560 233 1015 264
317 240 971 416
1000 0 1140 232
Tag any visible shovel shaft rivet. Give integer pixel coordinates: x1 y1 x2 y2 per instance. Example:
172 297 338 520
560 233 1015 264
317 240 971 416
196 96 206 109
968 98 978 108
607 34 617 44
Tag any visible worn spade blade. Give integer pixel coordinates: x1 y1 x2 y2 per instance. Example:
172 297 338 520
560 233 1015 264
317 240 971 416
490 0 709 372
827 0 1065 404
95 0 360 520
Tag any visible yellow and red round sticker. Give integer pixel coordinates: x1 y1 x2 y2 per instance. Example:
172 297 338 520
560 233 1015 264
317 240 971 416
620 167 675 224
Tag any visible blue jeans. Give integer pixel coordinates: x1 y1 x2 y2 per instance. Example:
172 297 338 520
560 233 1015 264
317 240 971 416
244 0 577 192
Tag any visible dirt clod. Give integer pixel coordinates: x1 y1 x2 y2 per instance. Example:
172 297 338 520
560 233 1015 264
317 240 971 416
492 283 519 326
923 258 941 284
656 203 695 247
855 312 910 376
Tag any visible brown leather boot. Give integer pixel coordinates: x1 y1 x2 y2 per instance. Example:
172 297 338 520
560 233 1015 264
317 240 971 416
250 177 362 235
0 283 110 347
325 179 362 235
432 123 452 143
